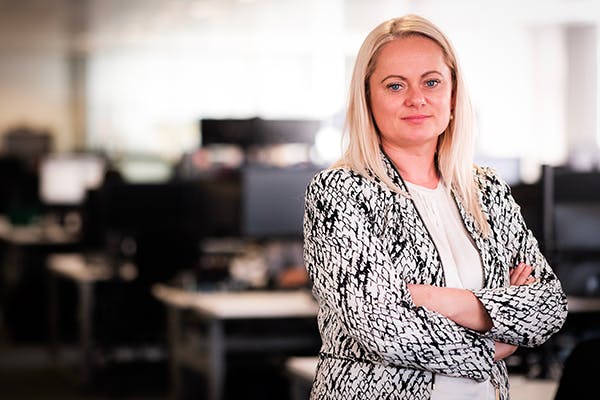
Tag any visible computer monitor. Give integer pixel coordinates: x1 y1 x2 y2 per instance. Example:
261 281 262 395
3 129 52 170
550 168 600 252
99 181 206 281
102 182 198 234
200 118 258 148
0 156 27 214
256 119 321 145
39 154 105 206
542 166 600 296
199 117 322 148
194 174 242 238
241 165 321 239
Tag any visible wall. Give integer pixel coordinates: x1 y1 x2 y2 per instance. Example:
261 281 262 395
0 0 75 152
0 0 598 177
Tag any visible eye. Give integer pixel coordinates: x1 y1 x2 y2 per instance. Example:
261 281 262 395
386 83 403 92
424 79 441 88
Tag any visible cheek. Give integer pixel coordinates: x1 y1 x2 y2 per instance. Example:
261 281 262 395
371 92 399 120
369 94 391 134
433 95 452 117
369 93 384 123
440 102 452 118
442 89 453 111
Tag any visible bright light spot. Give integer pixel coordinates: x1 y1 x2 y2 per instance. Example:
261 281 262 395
314 125 342 163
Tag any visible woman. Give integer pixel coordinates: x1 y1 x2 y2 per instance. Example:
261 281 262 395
303 14 567 400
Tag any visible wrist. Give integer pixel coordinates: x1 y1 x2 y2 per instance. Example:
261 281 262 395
407 283 432 308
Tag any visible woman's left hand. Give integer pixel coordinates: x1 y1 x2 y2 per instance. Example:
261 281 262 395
494 263 537 361
509 263 536 286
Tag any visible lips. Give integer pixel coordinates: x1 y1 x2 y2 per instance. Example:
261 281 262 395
402 114 430 122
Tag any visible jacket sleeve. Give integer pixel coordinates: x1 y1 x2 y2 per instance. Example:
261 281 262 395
471 169 568 347
303 169 495 381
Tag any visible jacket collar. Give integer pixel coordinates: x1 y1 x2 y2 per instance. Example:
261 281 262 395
379 147 409 191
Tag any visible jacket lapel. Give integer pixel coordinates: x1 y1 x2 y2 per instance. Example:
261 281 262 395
379 151 446 286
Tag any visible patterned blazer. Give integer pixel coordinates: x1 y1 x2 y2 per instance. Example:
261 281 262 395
303 154 568 400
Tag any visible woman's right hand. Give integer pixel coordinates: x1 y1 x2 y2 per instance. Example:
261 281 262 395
494 341 518 361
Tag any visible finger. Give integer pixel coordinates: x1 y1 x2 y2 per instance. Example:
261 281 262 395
511 263 532 285
517 265 533 284
509 263 525 285
514 265 537 286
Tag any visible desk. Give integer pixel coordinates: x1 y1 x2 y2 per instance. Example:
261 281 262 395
567 295 600 313
0 216 80 343
152 284 319 400
0 216 80 246
46 253 113 384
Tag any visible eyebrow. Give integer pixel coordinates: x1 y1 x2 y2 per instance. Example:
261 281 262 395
380 70 443 83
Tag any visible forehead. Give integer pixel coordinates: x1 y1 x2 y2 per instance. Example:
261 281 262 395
373 35 450 76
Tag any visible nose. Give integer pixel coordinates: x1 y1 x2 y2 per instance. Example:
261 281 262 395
405 86 426 107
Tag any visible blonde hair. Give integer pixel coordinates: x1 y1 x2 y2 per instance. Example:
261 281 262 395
333 14 489 234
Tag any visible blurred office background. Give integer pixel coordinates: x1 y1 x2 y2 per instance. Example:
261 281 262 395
0 0 599 399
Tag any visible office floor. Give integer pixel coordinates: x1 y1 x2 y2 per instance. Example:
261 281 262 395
0 344 294 400
511 376 558 400
0 345 166 400
0 346 560 400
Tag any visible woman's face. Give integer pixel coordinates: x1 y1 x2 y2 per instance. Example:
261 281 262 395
368 35 453 152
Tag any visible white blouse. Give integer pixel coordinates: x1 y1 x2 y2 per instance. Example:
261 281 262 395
405 180 496 400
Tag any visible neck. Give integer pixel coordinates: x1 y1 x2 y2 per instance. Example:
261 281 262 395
382 143 439 189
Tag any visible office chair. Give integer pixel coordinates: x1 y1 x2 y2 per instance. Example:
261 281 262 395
554 337 600 400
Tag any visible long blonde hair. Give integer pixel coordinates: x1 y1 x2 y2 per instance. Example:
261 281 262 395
333 14 489 234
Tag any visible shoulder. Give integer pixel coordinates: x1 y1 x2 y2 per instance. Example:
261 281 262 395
307 167 380 195
306 167 396 209
473 165 512 195
472 165 516 213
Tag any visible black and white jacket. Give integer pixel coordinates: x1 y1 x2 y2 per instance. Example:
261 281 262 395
303 154 568 400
